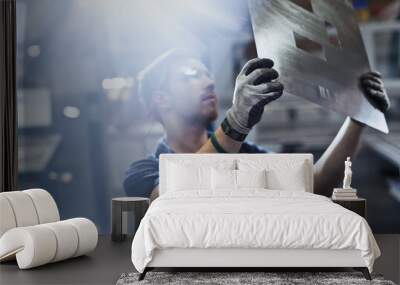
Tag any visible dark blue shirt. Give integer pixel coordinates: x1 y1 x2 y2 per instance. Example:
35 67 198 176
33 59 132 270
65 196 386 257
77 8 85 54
123 133 269 197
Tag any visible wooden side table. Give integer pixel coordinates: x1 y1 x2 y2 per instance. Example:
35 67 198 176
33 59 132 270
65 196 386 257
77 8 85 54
331 197 366 218
111 197 149 242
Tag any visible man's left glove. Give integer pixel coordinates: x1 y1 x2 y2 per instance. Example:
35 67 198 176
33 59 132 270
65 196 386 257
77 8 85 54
222 58 284 141
360 71 390 113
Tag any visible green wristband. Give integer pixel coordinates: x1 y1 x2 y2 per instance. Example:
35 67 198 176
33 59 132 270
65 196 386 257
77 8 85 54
210 133 228 153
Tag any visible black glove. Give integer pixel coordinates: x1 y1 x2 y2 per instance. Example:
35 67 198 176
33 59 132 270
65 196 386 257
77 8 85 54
359 71 390 113
222 58 284 141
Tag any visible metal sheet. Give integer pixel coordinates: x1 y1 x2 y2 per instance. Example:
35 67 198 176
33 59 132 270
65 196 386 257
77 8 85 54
248 0 388 133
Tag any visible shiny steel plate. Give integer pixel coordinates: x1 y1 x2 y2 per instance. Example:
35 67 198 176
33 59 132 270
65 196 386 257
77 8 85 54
248 0 388 133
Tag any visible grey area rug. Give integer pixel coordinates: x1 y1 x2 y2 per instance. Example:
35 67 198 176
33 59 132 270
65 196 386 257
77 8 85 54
116 272 396 285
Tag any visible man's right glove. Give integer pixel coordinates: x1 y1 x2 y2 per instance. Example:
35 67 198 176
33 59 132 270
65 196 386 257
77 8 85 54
222 58 284 141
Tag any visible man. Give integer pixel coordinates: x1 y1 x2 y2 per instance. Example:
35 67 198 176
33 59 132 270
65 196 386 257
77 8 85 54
124 48 390 202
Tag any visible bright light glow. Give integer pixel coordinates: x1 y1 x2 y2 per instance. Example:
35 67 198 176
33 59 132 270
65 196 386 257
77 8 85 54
102 77 134 90
60 172 73 183
27 45 41 57
63 106 80 119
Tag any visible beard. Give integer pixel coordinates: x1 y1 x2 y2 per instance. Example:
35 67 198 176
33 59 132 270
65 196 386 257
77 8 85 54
181 107 218 127
206 108 218 122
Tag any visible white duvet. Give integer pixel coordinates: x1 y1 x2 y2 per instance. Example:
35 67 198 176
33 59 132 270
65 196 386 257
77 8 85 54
131 190 380 273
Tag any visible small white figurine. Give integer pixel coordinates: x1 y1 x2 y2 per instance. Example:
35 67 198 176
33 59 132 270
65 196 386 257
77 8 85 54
342 156 352 189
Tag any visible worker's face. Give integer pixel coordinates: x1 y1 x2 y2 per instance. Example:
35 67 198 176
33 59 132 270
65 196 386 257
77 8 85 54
163 58 218 125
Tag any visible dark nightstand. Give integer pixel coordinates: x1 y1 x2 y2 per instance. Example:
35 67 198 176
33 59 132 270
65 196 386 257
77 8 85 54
331 197 366 218
111 197 149 242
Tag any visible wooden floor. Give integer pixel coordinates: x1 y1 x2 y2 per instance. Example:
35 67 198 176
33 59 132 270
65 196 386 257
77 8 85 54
0 235 133 285
1 235 399 285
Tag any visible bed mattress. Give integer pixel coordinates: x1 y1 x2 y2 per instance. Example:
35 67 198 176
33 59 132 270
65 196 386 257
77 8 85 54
131 190 380 273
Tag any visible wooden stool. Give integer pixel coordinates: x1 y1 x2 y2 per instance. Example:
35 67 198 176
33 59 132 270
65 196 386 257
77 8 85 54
111 197 149 242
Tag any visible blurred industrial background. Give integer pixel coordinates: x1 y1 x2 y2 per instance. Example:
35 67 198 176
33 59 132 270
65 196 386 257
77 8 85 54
16 0 400 235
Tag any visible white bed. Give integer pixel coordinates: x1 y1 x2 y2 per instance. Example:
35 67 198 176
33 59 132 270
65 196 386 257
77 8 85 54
131 154 380 280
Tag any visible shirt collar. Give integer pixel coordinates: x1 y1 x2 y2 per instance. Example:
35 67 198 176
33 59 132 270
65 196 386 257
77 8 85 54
154 131 213 158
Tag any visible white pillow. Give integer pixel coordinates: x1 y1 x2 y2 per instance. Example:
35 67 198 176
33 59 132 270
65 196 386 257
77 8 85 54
237 159 308 191
266 167 306 191
167 162 211 192
165 159 236 193
211 168 236 190
211 169 267 191
236 169 267 189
